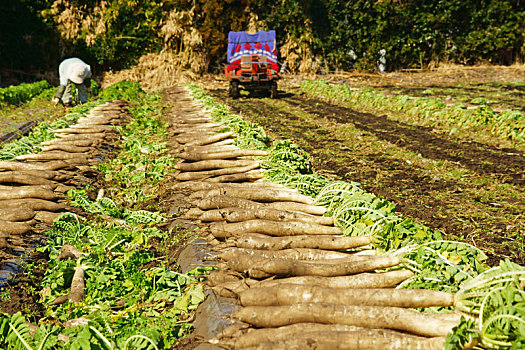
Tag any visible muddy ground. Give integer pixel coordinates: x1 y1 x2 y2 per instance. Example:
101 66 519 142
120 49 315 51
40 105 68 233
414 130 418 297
206 78 525 265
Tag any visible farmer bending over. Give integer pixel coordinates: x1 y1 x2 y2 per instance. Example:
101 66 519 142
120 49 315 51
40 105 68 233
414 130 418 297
52 57 92 107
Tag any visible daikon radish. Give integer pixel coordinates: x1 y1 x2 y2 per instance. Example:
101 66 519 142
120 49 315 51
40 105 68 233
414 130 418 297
0 186 57 200
185 131 235 146
15 152 88 161
40 139 98 147
207 270 244 286
215 324 445 350
242 330 445 350
175 160 259 172
211 270 415 296
173 181 282 192
254 270 414 289
219 247 354 261
226 254 401 278
196 196 326 215
0 172 57 187
226 233 370 251
179 149 269 161
0 199 65 211
34 211 62 224
0 160 69 171
238 284 455 308
234 303 461 337
200 207 333 226
57 244 86 261
41 145 91 153
194 187 314 204
0 219 34 235
205 170 263 182
176 163 260 181
51 266 85 305
210 220 341 238
0 207 35 222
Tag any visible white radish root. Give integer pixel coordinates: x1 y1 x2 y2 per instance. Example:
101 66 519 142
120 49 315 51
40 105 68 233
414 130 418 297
226 233 370 250
234 303 461 337
0 199 65 211
200 207 333 225
225 254 401 278
175 163 260 181
193 187 314 204
210 220 341 238
238 284 455 308
0 207 35 222
205 170 264 182
0 186 57 200
175 160 259 172
179 149 269 161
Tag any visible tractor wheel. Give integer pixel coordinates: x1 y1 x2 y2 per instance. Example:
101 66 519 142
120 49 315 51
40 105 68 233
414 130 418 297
229 81 240 99
270 81 278 99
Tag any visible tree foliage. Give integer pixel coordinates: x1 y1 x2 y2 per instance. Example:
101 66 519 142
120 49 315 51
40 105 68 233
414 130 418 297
1 0 524 83
0 0 58 84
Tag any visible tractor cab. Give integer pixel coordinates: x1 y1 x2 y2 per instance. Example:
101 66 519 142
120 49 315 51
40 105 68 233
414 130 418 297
225 30 280 98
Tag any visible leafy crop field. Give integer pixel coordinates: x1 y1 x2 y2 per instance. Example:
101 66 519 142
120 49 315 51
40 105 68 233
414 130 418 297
0 67 524 349
186 79 525 349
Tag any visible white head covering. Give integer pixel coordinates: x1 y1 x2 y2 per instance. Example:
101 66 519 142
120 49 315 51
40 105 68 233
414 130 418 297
68 62 88 84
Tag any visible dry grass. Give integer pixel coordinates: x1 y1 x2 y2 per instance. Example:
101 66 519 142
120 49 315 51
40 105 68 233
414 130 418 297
103 7 207 90
101 51 200 91
160 7 206 74
325 63 525 88
280 20 317 74
246 13 262 34
47 0 107 46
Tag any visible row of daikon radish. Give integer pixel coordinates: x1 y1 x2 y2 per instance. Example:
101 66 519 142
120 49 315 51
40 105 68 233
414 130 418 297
0 101 129 251
171 86 469 350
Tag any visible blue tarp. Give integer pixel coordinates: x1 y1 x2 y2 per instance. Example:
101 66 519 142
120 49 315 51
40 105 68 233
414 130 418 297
227 30 277 64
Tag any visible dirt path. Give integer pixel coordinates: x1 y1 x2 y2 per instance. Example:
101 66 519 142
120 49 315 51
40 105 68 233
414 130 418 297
207 88 525 265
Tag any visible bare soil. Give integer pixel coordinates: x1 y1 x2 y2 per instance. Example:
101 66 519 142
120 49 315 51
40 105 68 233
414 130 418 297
0 250 47 321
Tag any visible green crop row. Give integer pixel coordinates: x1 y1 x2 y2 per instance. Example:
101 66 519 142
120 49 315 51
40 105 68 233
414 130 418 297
301 80 525 146
0 81 51 106
187 84 525 349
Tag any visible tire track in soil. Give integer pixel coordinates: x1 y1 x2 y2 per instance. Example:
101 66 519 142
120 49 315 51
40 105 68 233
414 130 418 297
288 95 525 187
207 89 525 265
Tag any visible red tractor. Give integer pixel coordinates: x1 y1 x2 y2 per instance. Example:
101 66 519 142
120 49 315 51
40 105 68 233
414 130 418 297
225 30 280 99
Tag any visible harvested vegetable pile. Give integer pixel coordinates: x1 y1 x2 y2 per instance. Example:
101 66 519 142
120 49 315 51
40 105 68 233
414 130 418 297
167 84 525 350
0 82 208 349
0 99 126 256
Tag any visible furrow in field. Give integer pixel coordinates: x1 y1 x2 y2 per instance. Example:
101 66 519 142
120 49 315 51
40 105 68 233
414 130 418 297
287 94 525 186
